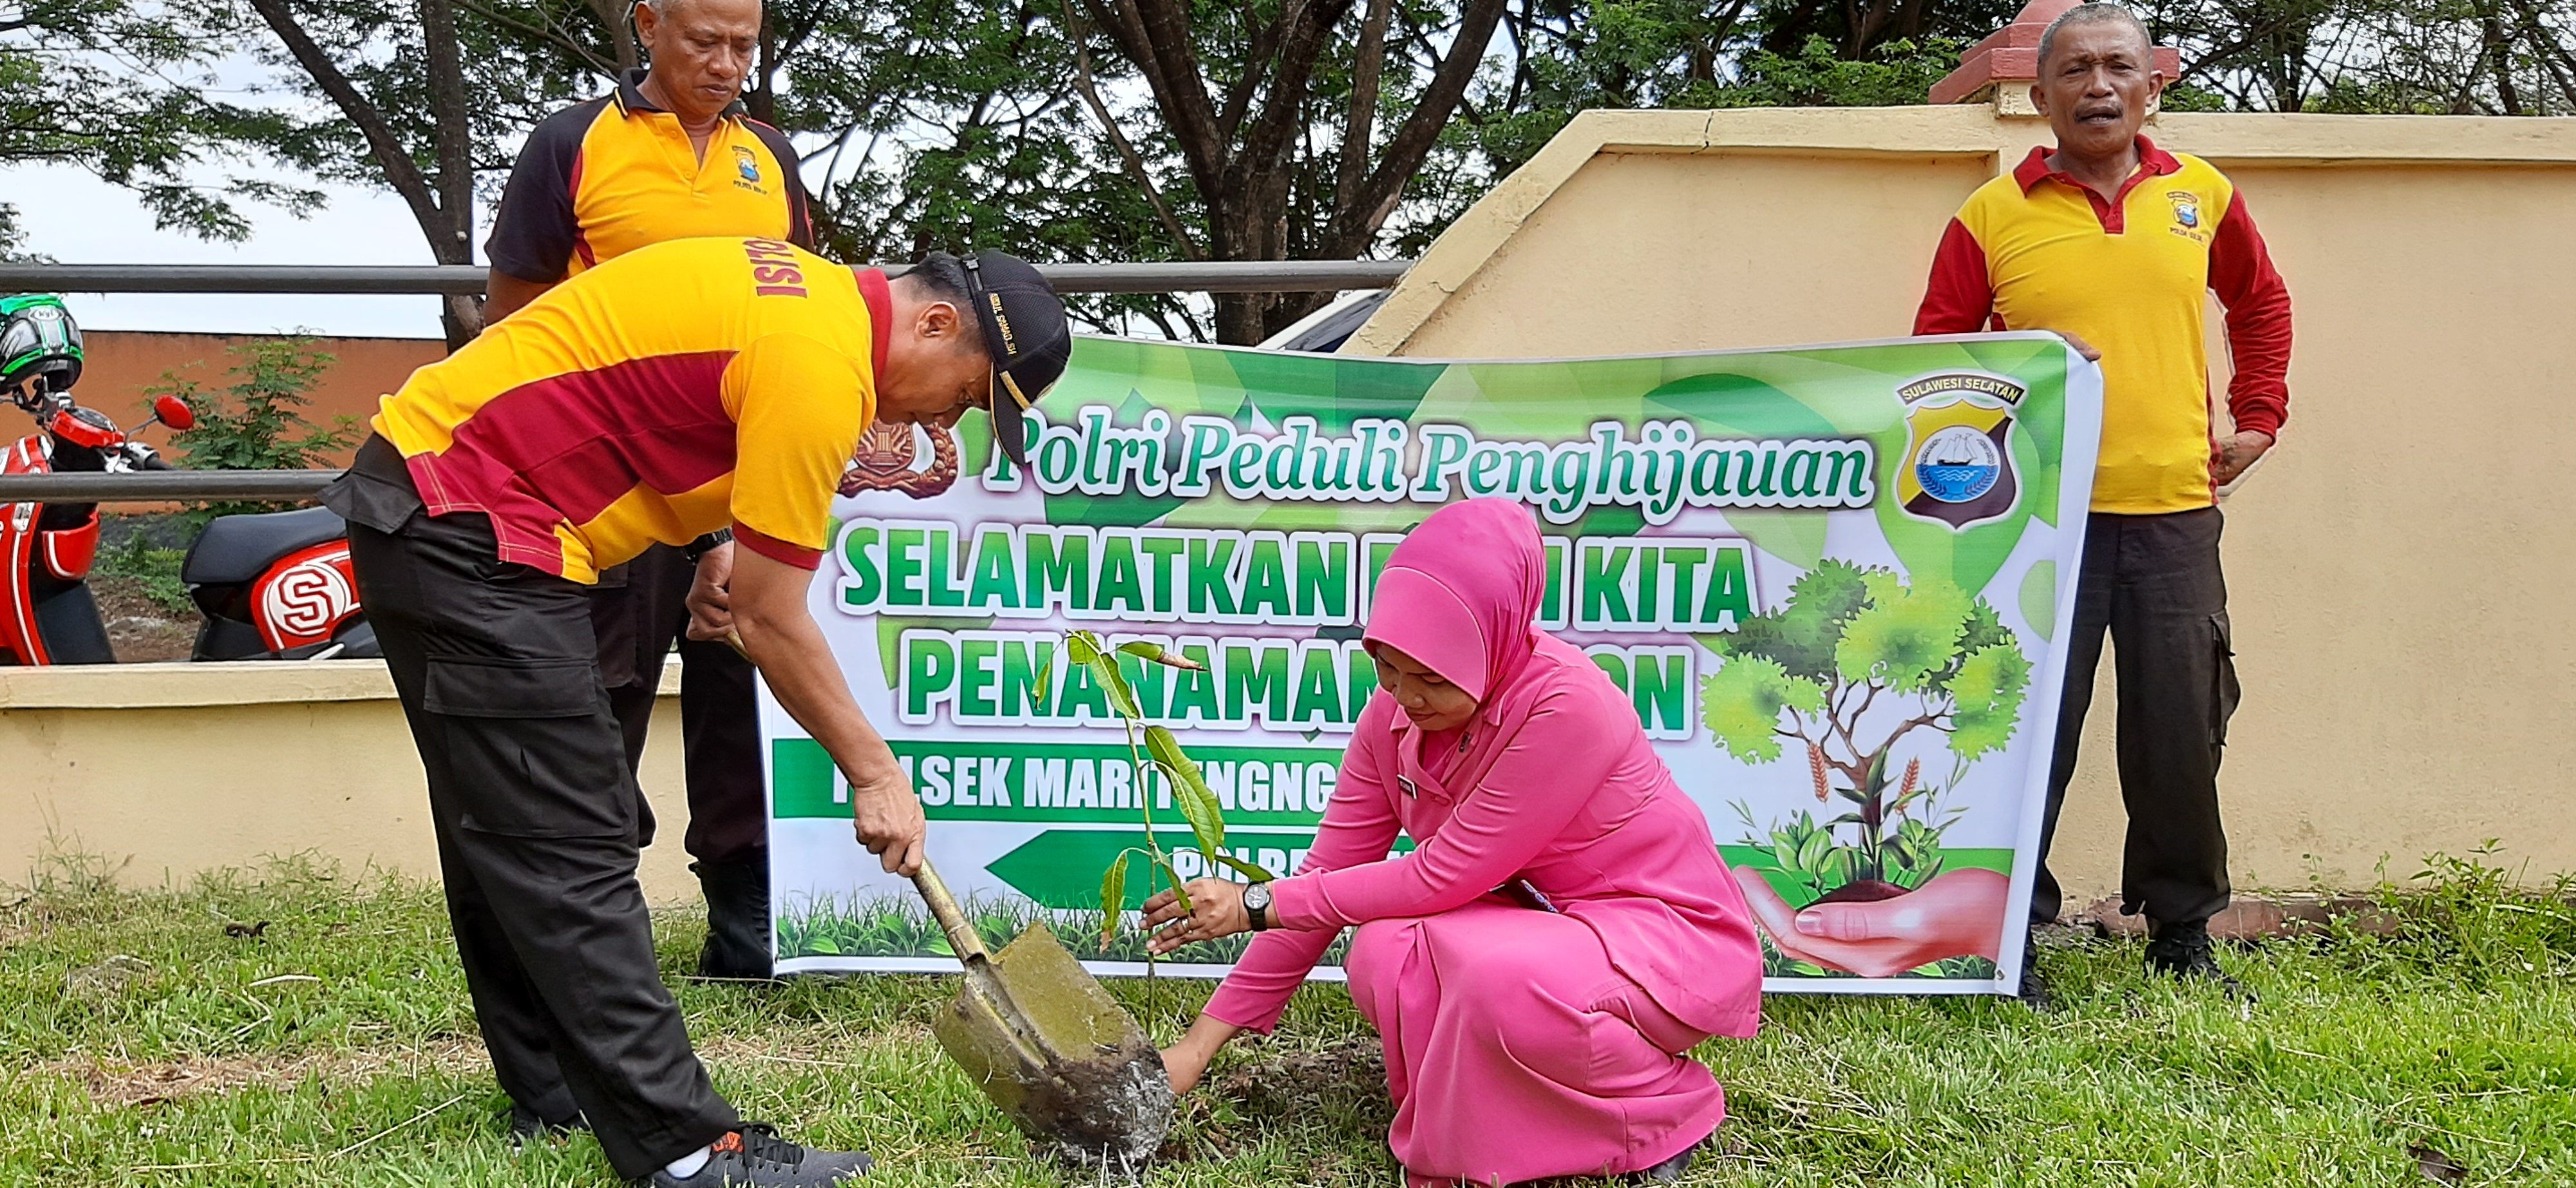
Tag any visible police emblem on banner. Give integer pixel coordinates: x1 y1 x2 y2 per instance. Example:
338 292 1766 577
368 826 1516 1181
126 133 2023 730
1894 372 2025 530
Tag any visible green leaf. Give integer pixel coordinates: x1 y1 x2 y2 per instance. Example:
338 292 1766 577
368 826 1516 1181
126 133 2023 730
1948 644 2032 760
806 935 840 956
1699 656 1826 762
1099 852 1130 951
1090 655 1141 719
1213 854 1276 884
1836 573 1971 693
1153 856 1191 912
1795 829 1832 874
1148 725 1224 854
1118 640 1206 670
1065 631 1103 666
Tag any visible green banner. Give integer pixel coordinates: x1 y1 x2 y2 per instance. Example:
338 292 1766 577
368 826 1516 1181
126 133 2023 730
766 332 2102 995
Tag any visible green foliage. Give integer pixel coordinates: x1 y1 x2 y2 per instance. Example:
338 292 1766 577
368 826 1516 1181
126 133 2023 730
1702 35 1970 109
154 338 354 521
0 0 325 242
1707 561 2023 899
1835 572 1971 693
1061 626 1267 955
1700 654 1824 762
4 853 2573 1183
91 532 193 613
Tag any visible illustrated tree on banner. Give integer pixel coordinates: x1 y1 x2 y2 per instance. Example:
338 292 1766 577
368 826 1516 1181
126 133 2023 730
1701 560 2031 976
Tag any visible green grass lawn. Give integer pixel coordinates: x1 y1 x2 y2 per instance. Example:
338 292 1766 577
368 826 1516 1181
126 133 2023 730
2 850 2568 1187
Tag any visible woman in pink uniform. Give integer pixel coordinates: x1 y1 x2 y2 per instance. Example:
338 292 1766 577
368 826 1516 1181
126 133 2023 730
1141 497 1764 1186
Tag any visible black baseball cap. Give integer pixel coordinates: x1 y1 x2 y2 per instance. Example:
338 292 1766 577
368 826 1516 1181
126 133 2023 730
960 251 1069 466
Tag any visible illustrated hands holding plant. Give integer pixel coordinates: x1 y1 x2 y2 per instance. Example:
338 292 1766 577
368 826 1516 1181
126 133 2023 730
1702 561 2030 977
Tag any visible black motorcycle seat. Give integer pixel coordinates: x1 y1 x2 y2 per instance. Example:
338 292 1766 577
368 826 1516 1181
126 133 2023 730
183 505 350 588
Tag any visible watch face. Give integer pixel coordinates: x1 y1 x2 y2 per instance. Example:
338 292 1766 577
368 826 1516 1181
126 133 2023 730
1243 884 1272 911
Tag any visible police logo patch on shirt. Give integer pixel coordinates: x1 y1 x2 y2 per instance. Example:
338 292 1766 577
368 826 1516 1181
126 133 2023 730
2167 191 2209 242
733 144 762 185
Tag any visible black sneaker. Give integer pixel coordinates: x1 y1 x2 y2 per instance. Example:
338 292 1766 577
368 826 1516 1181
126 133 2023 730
647 1124 873 1187
2016 939 2056 1012
505 1104 587 1147
1629 1144 1694 1184
1625 1128 1710 1184
2144 919 2252 1001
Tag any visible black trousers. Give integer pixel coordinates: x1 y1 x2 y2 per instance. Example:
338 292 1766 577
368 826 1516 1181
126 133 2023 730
2033 507 2242 928
589 546 770 867
325 445 737 1178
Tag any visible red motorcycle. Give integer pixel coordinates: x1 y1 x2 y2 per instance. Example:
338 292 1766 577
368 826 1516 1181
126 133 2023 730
3 300 374 664
2 381 192 665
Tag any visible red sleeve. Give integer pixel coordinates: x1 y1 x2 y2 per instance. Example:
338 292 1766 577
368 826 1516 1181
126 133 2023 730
732 521 823 570
1200 696 1406 1034
2208 189 2293 439
1913 217 1998 336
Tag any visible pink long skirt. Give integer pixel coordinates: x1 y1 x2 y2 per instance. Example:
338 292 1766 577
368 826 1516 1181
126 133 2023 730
1344 901 1726 1187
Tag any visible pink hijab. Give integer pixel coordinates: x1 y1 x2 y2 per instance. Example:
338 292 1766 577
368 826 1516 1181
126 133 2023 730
1363 500 1549 771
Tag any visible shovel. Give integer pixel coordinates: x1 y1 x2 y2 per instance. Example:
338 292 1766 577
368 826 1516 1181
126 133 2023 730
911 858 1173 1170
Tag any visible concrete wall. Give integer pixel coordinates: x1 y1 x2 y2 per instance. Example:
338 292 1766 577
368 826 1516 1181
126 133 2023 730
1 662 707 903
1352 104 2576 900
77 330 442 468
9 105 2572 906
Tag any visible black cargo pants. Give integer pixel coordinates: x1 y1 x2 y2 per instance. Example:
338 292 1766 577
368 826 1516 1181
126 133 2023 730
2032 506 2242 928
323 439 737 1178
589 545 772 867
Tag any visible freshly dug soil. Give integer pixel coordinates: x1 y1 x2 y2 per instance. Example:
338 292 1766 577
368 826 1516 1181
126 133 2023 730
1813 879 1911 905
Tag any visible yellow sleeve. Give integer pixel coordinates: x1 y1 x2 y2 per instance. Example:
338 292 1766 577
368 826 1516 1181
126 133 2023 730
723 331 875 568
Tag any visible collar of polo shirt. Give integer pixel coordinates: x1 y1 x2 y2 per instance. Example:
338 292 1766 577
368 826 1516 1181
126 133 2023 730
612 68 748 122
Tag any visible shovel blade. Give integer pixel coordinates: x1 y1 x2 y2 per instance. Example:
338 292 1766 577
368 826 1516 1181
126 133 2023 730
929 921 1173 1169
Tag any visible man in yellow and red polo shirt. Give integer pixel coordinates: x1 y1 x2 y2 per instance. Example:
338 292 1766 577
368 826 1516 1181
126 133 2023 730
481 0 810 990
1915 3 2291 1004
321 236 1069 1187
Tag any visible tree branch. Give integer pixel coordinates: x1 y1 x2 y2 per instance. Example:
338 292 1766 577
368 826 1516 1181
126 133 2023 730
1060 0 1202 259
1333 0 1390 218
1335 0 1503 254
1093 0 1227 198
243 0 444 249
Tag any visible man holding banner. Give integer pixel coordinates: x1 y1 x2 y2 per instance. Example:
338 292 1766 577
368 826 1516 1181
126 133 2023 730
1914 2 2293 1002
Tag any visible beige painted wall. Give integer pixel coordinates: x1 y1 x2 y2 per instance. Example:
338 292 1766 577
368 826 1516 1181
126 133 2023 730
1352 105 2576 902
1 662 709 903
8 106 2573 908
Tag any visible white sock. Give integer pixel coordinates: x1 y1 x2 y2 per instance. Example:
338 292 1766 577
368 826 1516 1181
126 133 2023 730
664 1144 713 1179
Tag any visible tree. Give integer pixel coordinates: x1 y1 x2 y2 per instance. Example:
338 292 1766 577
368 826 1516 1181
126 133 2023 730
1700 560 2029 894
0 0 323 250
235 0 553 346
1060 0 1511 342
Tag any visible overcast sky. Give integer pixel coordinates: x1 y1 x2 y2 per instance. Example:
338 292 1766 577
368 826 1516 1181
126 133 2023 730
8 159 462 340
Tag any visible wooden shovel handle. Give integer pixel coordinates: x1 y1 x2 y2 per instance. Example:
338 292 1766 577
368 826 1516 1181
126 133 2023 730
911 858 992 964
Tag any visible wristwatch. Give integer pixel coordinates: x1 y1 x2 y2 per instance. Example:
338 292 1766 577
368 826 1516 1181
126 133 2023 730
685 528 734 562
1241 882 1274 931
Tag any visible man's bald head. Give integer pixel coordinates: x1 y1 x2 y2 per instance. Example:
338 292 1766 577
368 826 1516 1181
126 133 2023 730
2037 2 2152 72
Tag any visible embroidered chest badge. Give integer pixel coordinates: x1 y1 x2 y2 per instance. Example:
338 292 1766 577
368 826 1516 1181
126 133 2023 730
2166 191 2210 242
733 144 761 184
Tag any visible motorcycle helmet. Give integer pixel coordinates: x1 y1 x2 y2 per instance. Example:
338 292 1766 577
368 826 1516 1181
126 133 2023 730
1 294 85 402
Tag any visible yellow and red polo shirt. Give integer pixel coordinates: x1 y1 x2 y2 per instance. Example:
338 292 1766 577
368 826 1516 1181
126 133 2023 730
486 70 813 283
372 236 890 583
1913 137 2292 513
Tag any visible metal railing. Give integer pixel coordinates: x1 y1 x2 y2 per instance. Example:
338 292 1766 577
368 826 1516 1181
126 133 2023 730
0 258 1412 502
0 258 1412 296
